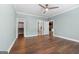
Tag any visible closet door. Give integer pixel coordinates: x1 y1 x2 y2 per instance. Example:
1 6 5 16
38 20 44 35
44 21 49 35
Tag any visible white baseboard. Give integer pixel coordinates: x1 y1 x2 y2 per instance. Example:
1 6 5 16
7 38 16 53
24 34 38 37
54 34 79 43
24 34 49 38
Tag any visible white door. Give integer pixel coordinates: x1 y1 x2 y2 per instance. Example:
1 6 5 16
37 20 49 35
38 20 44 35
44 21 49 35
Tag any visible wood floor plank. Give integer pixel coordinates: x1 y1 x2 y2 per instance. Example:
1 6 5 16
10 34 79 54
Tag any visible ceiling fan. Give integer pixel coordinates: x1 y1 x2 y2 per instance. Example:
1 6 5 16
39 4 59 14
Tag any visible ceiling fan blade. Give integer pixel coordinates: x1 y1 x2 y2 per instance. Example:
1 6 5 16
46 4 48 8
48 7 59 9
39 4 45 9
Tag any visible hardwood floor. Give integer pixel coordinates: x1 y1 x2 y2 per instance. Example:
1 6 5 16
10 34 79 54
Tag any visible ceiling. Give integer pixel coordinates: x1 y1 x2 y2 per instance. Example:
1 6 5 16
14 4 79 18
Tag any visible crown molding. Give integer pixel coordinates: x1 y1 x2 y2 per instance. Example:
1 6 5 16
50 5 79 18
16 12 49 19
16 5 79 19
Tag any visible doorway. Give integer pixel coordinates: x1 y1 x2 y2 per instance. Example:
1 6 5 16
38 20 44 35
18 19 24 38
49 21 53 36
37 20 49 36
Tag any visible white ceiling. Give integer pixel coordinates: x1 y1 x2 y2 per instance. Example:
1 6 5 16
14 4 79 18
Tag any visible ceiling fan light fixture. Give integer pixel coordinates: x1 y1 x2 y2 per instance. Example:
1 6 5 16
45 8 48 11
39 4 59 14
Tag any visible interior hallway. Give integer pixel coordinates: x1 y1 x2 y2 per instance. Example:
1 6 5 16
10 34 79 54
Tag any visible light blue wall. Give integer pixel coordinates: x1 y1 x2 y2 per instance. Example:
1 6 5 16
0 5 16 53
51 7 79 40
16 13 49 37
24 15 44 37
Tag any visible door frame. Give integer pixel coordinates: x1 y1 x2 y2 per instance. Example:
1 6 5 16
49 20 54 35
